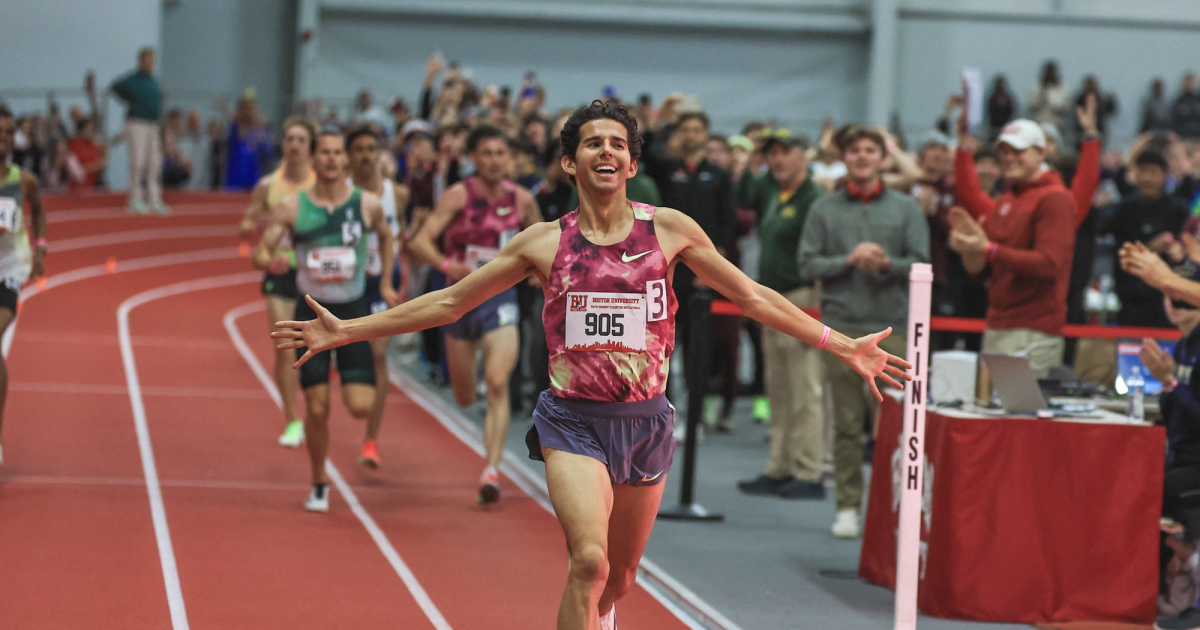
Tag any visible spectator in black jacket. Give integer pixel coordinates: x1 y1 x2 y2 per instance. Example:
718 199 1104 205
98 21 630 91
640 99 737 403
1102 150 1188 328
1143 78 1173 133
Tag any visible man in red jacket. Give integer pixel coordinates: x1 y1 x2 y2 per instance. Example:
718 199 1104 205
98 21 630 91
948 120 1076 376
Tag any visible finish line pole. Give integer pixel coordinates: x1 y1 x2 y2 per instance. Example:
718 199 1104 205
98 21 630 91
895 263 932 630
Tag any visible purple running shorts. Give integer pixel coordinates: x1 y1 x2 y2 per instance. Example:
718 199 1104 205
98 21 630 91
525 390 676 487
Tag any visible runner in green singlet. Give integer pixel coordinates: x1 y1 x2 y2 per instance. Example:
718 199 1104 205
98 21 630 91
254 128 395 512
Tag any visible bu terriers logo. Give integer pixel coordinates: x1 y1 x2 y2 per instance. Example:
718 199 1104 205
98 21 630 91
570 295 588 311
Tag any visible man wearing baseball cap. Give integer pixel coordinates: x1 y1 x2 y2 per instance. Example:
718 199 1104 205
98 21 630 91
948 119 1076 376
735 128 829 499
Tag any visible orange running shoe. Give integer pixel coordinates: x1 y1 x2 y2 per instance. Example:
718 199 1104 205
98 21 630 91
358 439 380 469
477 467 500 504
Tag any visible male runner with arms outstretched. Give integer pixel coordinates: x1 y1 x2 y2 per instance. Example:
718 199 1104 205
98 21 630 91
256 129 395 512
0 106 47 464
407 125 541 503
240 116 317 447
275 102 909 627
346 126 408 467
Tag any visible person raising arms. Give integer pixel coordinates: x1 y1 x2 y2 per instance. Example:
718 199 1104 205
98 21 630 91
274 101 909 628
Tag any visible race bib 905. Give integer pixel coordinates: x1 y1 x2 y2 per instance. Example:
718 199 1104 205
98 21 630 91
565 292 647 353
307 247 356 283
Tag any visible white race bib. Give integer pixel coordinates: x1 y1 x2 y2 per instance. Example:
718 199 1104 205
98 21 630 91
465 244 500 271
565 292 647 353
0 198 21 233
307 247 356 283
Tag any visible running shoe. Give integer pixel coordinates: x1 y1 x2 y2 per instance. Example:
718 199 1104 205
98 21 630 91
831 509 861 539
151 202 171 216
753 396 771 424
477 467 501 504
278 419 305 447
128 201 149 215
304 484 329 513
358 439 380 469
600 605 616 630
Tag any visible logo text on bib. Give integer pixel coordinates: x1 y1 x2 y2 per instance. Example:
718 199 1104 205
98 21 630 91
565 292 647 353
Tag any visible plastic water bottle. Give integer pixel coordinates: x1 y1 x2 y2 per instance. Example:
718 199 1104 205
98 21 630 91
1127 366 1145 423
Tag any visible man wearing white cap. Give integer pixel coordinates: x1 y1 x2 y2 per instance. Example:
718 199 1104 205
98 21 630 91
948 119 1077 376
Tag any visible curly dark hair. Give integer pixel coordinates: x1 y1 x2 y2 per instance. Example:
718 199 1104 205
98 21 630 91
466 124 507 153
560 100 642 184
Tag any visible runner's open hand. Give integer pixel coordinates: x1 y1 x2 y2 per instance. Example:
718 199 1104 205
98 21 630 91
271 295 346 369
840 327 912 402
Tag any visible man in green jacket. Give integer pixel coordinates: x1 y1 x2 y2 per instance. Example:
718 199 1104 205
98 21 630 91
111 47 166 215
735 129 829 500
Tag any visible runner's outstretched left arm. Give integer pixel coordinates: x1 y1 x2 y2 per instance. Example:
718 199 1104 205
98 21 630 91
273 222 555 368
659 208 911 400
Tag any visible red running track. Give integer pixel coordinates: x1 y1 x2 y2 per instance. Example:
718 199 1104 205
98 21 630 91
0 192 696 629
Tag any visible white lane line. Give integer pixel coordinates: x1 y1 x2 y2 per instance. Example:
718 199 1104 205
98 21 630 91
388 369 743 630
224 300 453 630
48 204 243 223
118 272 261 630
3 246 240 357
51 226 237 253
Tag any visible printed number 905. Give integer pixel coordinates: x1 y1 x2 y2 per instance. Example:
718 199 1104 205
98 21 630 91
584 312 624 337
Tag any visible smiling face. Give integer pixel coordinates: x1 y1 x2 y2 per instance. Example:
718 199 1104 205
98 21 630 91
765 143 806 185
998 143 1044 183
842 138 884 184
563 118 637 195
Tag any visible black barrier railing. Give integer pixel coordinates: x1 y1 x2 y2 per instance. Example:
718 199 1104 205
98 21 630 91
658 292 724 523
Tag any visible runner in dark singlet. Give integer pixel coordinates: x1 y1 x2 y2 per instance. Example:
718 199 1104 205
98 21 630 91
274 101 910 627
407 125 541 503
0 106 48 465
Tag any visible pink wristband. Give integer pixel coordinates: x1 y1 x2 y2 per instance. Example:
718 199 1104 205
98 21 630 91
439 258 451 272
817 326 831 350
985 241 999 261
34 238 47 248
1166 378 1180 392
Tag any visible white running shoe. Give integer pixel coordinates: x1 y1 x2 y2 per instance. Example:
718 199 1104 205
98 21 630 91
600 605 616 630
304 484 329 513
831 509 860 539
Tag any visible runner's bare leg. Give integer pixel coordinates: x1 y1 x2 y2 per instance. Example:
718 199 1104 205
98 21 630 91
480 325 518 469
365 336 390 440
544 446 613 630
443 335 480 408
599 481 667 615
303 384 331 485
267 295 300 424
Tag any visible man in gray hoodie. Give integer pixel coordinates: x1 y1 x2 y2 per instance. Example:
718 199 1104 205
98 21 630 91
799 124 930 539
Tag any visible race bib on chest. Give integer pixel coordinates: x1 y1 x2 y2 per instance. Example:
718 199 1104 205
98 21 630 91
0 198 21 233
307 247 356 283
465 244 500 271
565 292 647 353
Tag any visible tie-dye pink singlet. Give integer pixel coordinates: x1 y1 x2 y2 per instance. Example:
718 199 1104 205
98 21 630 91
441 177 522 277
542 202 678 402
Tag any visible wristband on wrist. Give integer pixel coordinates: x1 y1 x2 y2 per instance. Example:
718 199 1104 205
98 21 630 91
817 325 831 350
1165 378 1180 392
985 241 999 261
439 258 451 272
35 238 47 248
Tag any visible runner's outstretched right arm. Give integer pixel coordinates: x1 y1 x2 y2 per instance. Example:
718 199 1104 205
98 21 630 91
273 222 557 368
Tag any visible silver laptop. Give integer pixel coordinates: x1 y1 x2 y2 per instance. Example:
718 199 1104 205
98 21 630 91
980 353 1048 415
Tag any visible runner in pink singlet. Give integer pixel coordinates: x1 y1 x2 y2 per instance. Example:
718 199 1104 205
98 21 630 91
408 125 542 504
276 101 911 630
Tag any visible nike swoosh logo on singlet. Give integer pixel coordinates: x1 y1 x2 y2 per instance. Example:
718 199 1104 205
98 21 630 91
640 471 664 482
622 251 652 262
496 206 513 216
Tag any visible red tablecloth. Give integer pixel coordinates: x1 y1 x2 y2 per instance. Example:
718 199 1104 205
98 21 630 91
860 396 1165 624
